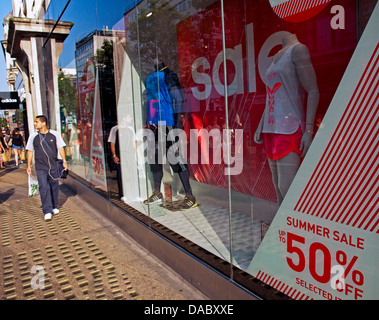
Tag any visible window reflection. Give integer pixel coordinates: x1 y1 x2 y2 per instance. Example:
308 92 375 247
53 0 374 292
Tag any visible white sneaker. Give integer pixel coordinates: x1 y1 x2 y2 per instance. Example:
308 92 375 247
52 208 59 214
44 213 52 221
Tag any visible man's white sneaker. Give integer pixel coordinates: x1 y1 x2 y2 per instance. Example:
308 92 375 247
52 208 59 214
44 213 52 221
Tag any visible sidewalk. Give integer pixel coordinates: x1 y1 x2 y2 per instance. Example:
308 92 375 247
0 162 208 300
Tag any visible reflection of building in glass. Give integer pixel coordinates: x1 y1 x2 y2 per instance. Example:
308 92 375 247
75 28 116 79
59 67 77 88
125 0 197 24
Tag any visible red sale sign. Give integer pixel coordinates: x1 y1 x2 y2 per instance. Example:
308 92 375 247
89 67 107 191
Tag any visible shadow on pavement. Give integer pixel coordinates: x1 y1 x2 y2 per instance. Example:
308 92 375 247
0 188 15 203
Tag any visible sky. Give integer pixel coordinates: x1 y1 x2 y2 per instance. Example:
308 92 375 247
0 0 13 92
52 0 133 69
0 0 134 91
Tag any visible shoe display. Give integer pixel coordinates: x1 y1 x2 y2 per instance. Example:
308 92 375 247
143 192 163 205
44 213 52 221
52 208 59 214
180 196 198 210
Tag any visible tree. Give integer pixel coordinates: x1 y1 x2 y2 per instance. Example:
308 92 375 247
94 39 114 73
58 71 77 114
0 117 7 128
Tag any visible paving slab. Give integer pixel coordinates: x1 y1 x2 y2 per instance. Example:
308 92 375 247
0 164 208 300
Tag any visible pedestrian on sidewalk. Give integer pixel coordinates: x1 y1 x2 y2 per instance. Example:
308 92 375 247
11 127 25 166
4 129 12 162
26 116 68 221
0 130 7 169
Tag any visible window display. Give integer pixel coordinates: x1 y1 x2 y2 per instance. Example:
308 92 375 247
48 0 377 299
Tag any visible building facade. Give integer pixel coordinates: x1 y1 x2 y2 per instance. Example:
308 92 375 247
4 0 379 300
3 0 72 134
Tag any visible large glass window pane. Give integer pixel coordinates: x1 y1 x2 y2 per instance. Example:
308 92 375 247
94 0 140 203
57 0 122 199
169 0 232 264
233 0 377 300
44 0 71 21
107 1 149 209
44 0 377 299
222 0 359 277
53 0 96 188
213 0 256 272
111 0 234 269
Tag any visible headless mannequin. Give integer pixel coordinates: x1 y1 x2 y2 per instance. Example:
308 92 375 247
146 60 194 201
254 34 319 205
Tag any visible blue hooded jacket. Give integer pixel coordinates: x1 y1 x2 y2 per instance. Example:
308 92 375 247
145 70 175 126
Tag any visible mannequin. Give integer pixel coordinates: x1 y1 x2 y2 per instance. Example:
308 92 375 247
144 60 197 210
254 34 319 205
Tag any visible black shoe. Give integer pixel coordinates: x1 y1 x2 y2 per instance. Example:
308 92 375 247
143 192 163 205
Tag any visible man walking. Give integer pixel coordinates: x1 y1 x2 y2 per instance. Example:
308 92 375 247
26 116 68 221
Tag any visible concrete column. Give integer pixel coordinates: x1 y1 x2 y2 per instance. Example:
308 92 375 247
29 36 44 115
15 59 35 135
20 38 43 119
5 17 73 135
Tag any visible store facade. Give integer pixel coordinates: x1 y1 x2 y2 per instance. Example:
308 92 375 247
42 0 378 299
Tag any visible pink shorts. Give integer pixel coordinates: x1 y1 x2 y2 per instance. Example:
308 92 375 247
263 127 302 160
